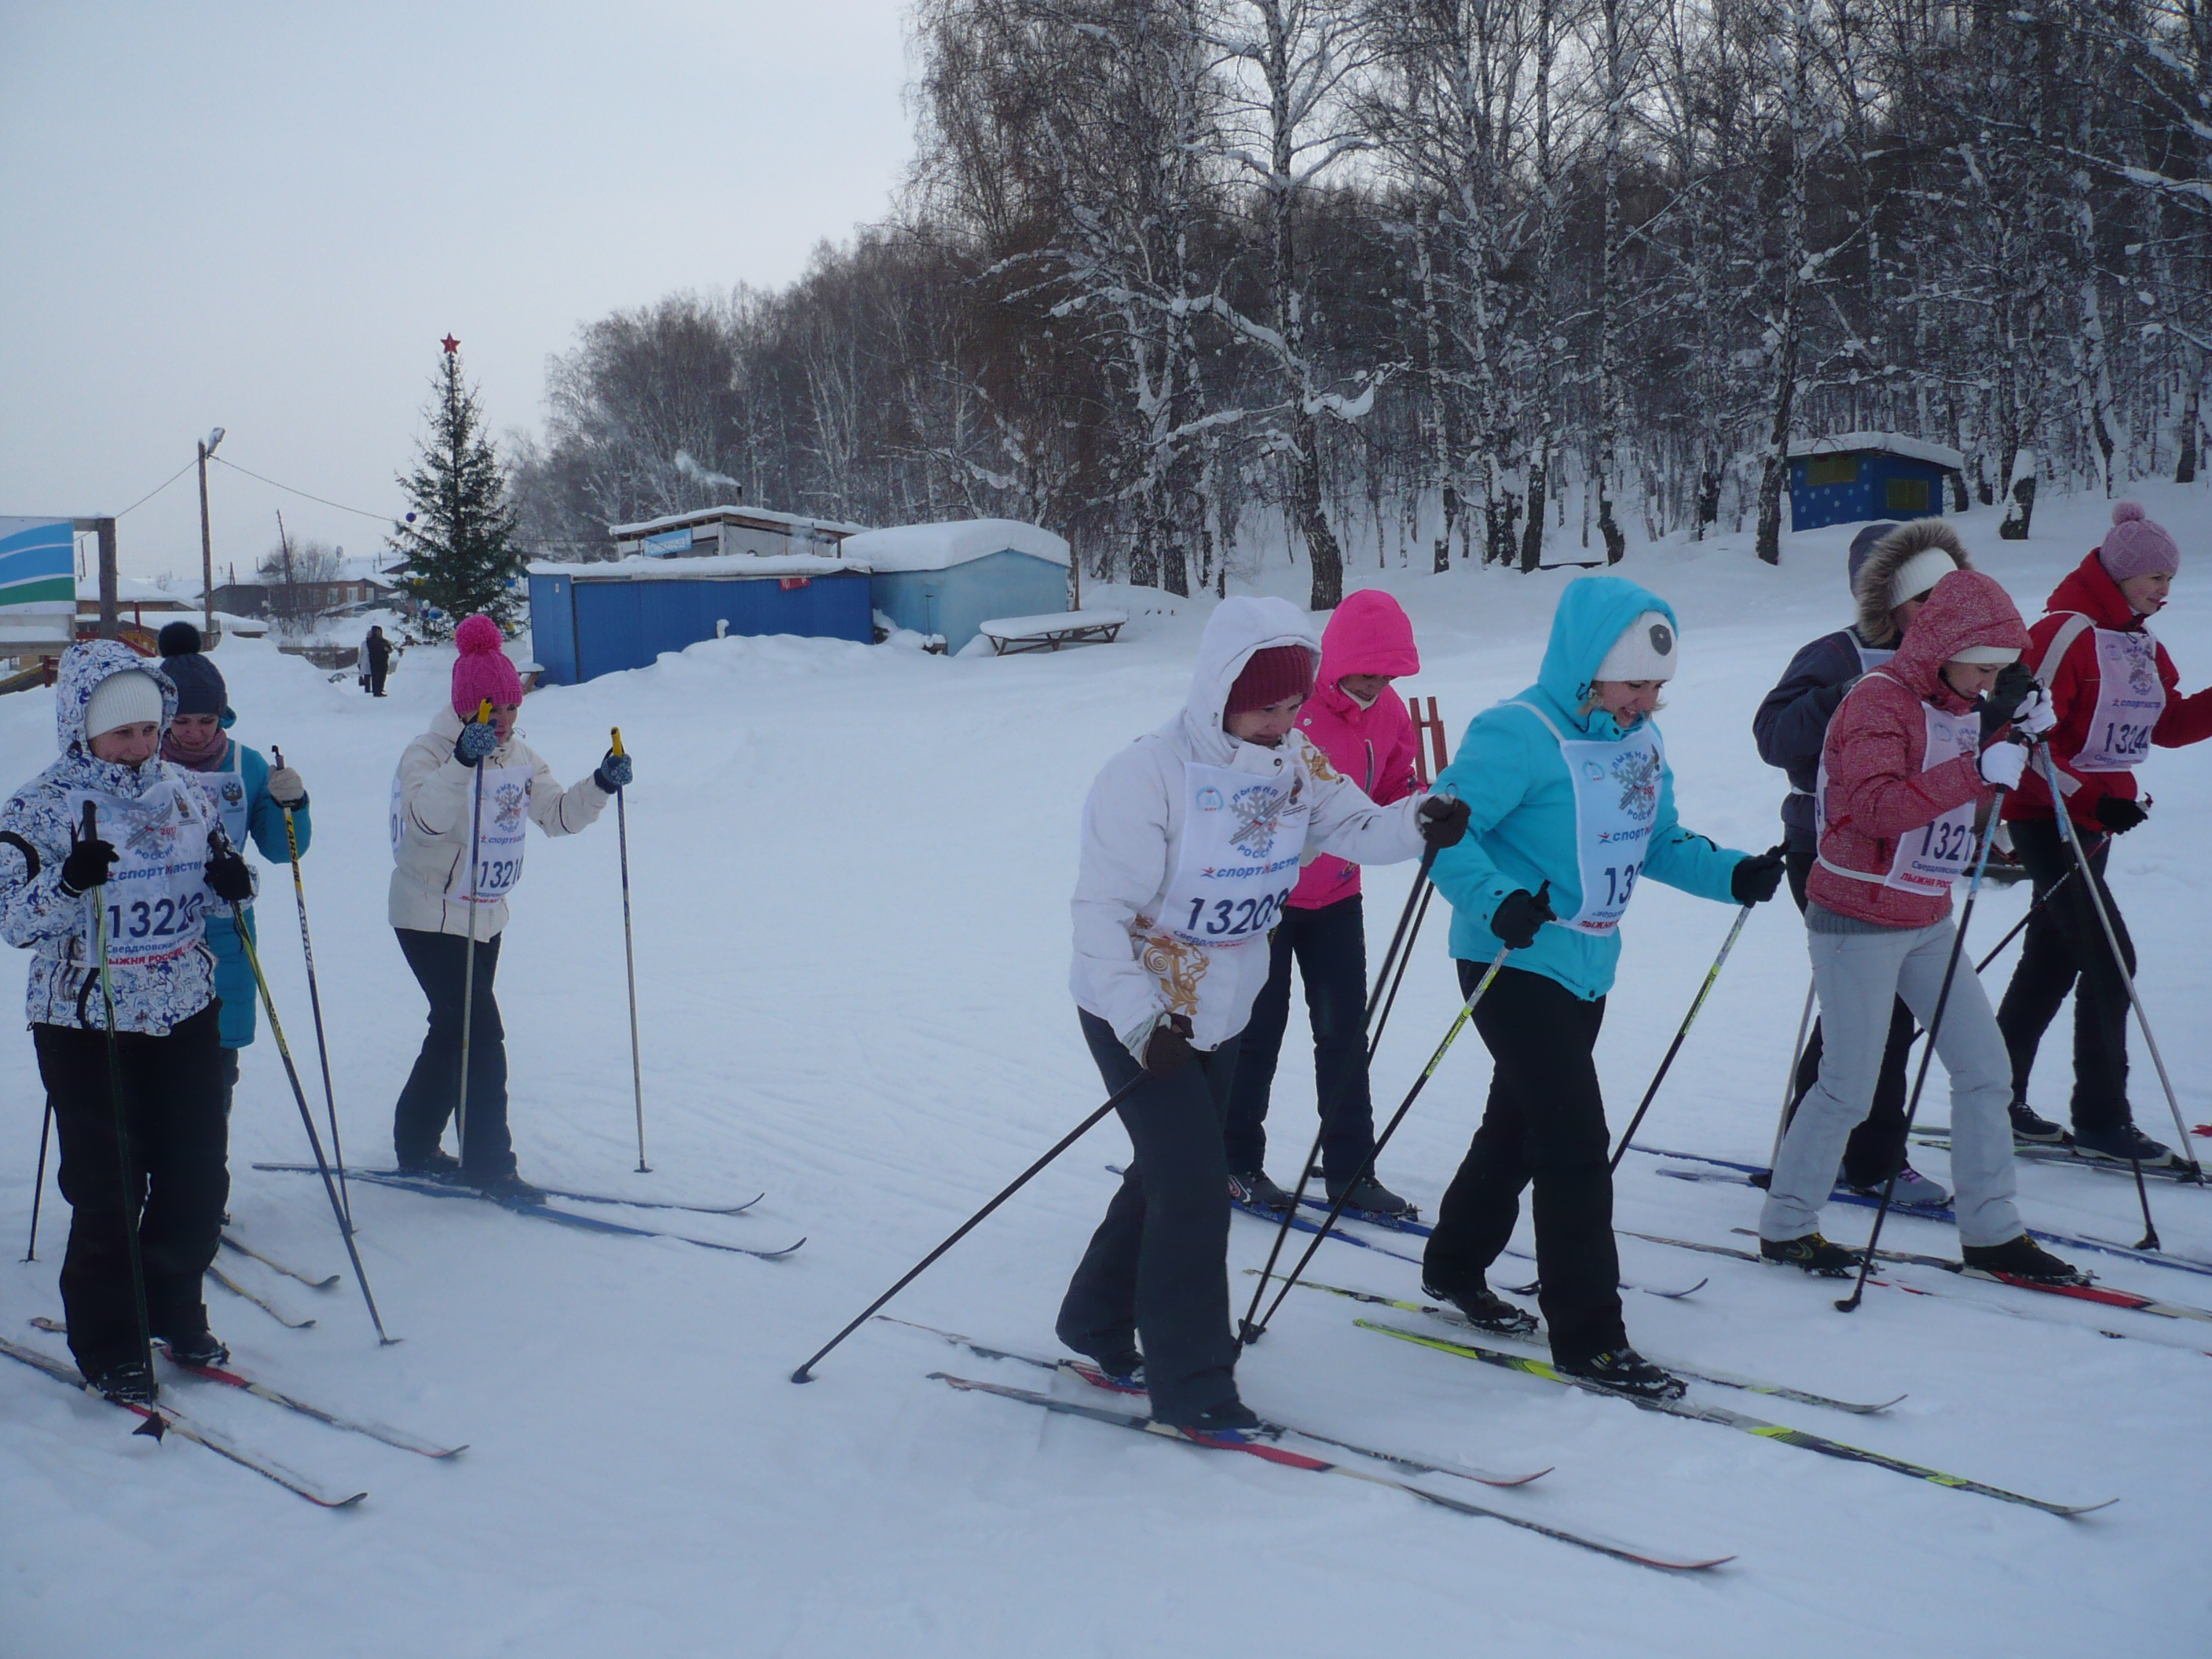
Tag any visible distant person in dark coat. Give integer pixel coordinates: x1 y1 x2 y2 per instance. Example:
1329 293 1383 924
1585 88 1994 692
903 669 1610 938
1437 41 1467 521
364 626 394 697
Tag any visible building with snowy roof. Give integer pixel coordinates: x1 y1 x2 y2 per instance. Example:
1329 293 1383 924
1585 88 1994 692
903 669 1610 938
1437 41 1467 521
1787 433 1964 533
607 504 866 562
842 518 1072 654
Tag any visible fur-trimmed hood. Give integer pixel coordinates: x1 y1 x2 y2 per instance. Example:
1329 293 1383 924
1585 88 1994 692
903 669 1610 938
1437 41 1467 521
1852 520 1972 646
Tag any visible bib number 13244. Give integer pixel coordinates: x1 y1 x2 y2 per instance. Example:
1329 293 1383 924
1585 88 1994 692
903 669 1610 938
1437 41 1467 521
1185 890 1286 941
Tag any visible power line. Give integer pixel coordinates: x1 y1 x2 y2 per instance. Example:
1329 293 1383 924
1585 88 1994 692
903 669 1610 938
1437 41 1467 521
114 456 199 518
210 455 394 525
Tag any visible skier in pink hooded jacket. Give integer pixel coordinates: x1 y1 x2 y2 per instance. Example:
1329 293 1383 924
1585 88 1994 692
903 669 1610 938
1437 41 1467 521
1222 588 1425 1218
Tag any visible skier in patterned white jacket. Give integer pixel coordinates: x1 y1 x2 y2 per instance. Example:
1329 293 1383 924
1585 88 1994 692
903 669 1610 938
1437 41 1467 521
0 641 258 1401
1060 595 1470 1433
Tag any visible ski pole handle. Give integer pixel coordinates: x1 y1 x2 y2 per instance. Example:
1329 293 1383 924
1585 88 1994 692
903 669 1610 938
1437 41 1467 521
610 726 624 758
476 699 493 724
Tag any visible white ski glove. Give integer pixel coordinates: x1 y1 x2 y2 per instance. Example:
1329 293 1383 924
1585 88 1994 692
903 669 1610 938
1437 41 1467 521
268 766 306 808
1978 740 2027 790
2009 686 2059 740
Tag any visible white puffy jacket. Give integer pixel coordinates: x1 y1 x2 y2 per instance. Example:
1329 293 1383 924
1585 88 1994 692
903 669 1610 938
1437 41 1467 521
388 705 610 938
1071 596 1429 1057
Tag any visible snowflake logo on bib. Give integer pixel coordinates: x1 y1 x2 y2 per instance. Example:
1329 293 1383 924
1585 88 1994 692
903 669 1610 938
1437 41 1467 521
121 791 187 859
2122 639 2158 696
1228 783 1287 857
1611 747 1661 823
490 781 529 832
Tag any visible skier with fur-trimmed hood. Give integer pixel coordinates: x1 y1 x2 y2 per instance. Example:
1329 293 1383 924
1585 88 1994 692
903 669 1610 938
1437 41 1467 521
1751 519 1969 1208
0 642 258 1402
1062 595 1469 1434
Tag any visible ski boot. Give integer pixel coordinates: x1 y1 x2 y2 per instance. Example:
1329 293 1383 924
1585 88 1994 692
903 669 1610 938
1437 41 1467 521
159 1328 230 1368
1422 1278 1539 1337
1227 1169 1296 1211
1558 1348 1686 1401
1164 1397 1263 1439
1961 1235 2087 1286
1760 1232 1863 1277
398 1148 464 1181
1843 1163 1950 1210
89 1360 159 1405
1324 1173 1418 1221
472 1169 547 1204
2008 1101 2066 1146
2071 1122 2177 1168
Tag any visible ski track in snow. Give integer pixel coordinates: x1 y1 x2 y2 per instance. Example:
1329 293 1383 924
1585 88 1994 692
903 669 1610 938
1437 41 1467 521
4 492 2210 1657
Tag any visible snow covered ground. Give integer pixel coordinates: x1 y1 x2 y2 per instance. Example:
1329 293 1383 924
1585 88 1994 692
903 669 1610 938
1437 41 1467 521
4 489 2209 1657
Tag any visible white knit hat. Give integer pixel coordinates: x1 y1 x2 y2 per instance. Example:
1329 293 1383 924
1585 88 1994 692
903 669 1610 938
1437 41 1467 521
1948 644 2021 665
1889 548 1957 610
83 669 163 740
1595 611 1679 682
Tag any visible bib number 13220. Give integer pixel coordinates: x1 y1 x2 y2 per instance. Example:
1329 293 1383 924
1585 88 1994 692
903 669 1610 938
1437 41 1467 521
1185 891 1285 940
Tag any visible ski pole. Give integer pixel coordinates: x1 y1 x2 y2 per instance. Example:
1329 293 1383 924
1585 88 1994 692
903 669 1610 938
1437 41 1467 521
456 700 493 1168
1837 787 2008 1314
610 727 647 1174
1239 846 1437 1342
1608 859 1775 1174
1246 932 1522 1342
83 803 156 1382
216 827 397 1343
1766 978 1818 1174
791 1071 1148 1383
2034 745 2201 1188
23 1102 53 1262
269 745 350 1232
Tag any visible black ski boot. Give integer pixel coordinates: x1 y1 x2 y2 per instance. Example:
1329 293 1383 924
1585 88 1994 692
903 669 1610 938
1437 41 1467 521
1423 1279 1539 1337
473 1169 547 1204
1325 1173 1418 1220
1227 1169 1295 1211
1166 1397 1262 1437
2071 1122 2177 1168
159 1329 230 1368
2008 1101 2065 1145
398 1148 464 1180
1073 1345 1145 1387
1760 1232 1863 1277
89 1360 159 1405
1557 1348 1685 1401
1961 1235 2088 1285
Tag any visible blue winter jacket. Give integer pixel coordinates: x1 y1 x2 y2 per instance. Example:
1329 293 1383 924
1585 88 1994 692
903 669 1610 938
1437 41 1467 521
1429 576 1748 1002
196 741 311 1048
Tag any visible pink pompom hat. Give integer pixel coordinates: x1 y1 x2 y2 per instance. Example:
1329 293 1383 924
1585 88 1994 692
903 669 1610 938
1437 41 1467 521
2097 500 2181 583
450 614 522 716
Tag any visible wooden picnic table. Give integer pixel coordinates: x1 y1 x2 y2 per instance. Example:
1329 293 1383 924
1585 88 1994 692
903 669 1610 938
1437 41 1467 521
976 608 1129 655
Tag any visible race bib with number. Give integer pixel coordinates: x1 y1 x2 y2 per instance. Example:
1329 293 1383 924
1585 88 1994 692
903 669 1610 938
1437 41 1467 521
1156 761 1308 948
2075 628 2164 772
1506 701 1661 936
447 764 532 905
69 782 212 967
1818 688 1981 895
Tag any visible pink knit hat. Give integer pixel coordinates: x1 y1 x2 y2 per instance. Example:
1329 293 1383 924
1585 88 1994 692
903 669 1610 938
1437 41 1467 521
2097 500 2181 583
450 614 522 716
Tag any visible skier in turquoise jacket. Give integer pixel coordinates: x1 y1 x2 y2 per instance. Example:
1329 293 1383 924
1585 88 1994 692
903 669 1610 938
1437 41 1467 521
156 624 312 1111
1419 576 1785 1397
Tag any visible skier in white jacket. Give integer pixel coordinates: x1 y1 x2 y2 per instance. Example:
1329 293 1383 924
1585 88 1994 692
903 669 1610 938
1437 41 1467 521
387 616 632 1200
1060 595 1468 1431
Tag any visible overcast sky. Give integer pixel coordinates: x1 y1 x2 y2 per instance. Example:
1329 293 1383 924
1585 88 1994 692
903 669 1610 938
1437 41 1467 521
0 2 914 580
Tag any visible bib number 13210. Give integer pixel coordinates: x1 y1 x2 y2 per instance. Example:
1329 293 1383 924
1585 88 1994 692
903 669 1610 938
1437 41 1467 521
1185 890 1286 940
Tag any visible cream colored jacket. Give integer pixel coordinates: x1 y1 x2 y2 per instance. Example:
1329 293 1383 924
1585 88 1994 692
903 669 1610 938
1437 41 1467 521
387 705 609 938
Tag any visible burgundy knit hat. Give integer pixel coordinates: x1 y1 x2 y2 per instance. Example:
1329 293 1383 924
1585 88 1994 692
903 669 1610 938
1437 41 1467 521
450 614 522 716
1225 643 1317 715
2097 500 2180 583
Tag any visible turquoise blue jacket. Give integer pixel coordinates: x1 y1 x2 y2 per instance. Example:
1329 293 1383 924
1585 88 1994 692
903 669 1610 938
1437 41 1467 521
1430 577 1746 1002
200 741 312 1048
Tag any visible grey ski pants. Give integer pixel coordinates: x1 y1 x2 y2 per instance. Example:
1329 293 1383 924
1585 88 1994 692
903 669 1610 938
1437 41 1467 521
1762 916 2022 1249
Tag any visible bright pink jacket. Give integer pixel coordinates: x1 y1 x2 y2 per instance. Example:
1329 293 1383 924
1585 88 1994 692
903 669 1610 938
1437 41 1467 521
1289 590 1423 910
1807 569 2027 929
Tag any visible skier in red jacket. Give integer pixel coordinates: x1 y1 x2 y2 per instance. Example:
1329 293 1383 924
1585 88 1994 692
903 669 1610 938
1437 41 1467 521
1995 502 2212 1166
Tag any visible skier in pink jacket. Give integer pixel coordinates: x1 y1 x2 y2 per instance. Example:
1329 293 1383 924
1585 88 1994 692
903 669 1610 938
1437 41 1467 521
1222 589 1425 1218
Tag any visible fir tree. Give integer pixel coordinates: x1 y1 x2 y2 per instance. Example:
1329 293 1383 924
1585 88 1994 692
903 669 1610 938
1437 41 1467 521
391 341 522 636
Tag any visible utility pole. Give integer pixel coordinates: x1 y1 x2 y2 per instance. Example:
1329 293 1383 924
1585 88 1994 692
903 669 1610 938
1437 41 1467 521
96 518 119 639
197 427 225 633
276 509 295 630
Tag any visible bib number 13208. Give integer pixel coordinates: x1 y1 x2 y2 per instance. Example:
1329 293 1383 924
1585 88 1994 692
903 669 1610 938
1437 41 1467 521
1185 891 1286 940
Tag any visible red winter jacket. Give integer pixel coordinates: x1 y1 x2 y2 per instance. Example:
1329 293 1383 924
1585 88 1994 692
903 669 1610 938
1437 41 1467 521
1289 589 1423 909
2002 550 2212 830
1807 569 2028 929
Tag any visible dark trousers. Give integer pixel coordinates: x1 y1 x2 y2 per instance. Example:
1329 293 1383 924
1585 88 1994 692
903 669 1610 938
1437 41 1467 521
1058 1009 1242 1425
392 928 511 1175
1422 965 1625 1368
37 1004 229 1379
1783 844 1914 1185
369 666 387 696
1996 819 2133 1133
1222 895 1374 1182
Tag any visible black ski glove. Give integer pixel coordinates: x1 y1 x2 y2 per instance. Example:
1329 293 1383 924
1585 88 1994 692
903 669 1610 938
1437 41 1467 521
204 846 254 905
1141 1013 1196 1080
1977 661 2038 745
1415 793 1470 850
1730 844 1788 905
59 832 118 898
2093 796 2149 834
594 749 633 793
1489 881 1555 951
455 721 500 767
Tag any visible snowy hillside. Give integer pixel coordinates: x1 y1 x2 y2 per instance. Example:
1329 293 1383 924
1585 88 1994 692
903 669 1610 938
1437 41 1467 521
4 489 2209 1658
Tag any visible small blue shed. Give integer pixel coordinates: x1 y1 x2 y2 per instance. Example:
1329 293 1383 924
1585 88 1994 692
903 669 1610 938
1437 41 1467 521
526 555 873 686
841 519 1071 655
1787 433 1964 532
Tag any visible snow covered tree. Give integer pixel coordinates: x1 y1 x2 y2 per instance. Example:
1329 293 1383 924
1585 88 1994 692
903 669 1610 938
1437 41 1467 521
392 342 523 637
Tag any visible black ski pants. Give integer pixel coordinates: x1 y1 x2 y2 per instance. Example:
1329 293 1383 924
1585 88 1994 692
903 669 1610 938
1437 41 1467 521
392 927 511 1176
1059 1009 1242 1426
1995 819 2133 1134
368 665 388 697
1223 894 1375 1183
1421 964 1625 1368
36 1003 228 1380
1783 843 1914 1185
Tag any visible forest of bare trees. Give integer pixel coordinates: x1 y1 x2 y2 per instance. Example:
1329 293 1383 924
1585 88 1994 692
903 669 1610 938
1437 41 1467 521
511 1 2212 609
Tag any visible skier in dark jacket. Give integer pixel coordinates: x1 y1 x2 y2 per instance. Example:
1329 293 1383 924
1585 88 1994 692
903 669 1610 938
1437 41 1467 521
364 626 394 698
1751 519 1968 1207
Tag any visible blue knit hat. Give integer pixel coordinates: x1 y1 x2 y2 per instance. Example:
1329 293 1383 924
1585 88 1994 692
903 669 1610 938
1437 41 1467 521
157 622 230 720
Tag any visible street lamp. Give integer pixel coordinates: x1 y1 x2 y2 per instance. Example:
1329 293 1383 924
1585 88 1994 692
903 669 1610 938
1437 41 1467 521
197 427 225 635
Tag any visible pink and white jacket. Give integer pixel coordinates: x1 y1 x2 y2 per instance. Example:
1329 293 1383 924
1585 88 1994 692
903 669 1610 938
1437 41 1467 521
1288 590 1423 910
